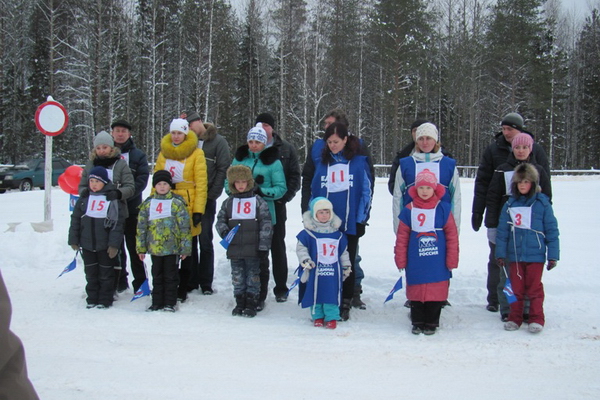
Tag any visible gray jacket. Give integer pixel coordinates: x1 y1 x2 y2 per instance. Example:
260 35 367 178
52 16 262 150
198 123 231 200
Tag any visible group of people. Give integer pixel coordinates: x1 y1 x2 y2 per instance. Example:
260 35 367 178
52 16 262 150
66 109 560 334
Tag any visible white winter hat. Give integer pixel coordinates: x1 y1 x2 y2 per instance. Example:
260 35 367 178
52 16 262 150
247 123 268 144
170 118 189 135
415 122 439 142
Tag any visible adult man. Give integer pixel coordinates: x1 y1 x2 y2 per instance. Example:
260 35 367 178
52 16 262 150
255 112 301 308
387 119 453 195
300 109 374 318
471 112 549 312
186 111 230 294
110 119 150 293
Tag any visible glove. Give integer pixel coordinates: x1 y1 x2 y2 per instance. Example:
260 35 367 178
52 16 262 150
471 213 483 232
106 190 122 201
496 258 505 268
193 213 203 227
547 260 557 271
342 266 351 281
255 175 265 185
255 186 264 197
356 223 366 238
107 247 119 259
70 244 79 251
301 259 316 270
300 268 311 283
79 188 90 198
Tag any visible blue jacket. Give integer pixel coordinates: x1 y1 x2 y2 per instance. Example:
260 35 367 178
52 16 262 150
496 192 560 263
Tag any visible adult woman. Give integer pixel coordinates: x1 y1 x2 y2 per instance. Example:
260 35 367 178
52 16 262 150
154 118 208 302
309 122 373 321
392 122 461 234
226 123 287 310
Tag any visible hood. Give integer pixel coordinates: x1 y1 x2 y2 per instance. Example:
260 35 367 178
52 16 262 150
301 210 343 234
198 123 217 142
159 130 199 160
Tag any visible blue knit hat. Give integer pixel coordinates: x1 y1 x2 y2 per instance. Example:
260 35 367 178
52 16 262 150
89 166 109 184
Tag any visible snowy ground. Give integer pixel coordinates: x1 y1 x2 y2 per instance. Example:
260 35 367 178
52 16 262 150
1 176 599 399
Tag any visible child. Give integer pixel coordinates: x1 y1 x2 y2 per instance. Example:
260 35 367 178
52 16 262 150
296 197 351 329
216 165 272 317
68 166 126 309
496 163 560 333
394 169 459 335
136 170 192 312
485 132 552 321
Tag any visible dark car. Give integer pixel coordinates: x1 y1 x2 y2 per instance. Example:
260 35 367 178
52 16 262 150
0 157 72 193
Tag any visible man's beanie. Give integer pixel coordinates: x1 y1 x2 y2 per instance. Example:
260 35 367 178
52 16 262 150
170 118 189 135
247 123 268 144
512 133 534 149
415 168 438 189
415 122 439 142
186 111 202 123
255 112 276 128
153 170 172 187
110 119 132 130
309 197 334 222
93 131 114 148
410 119 429 131
89 166 109 184
501 112 524 131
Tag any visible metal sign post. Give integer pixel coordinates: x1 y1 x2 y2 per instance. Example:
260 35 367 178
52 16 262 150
34 96 69 223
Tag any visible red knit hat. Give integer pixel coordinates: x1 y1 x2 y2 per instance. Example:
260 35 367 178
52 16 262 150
415 169 438 189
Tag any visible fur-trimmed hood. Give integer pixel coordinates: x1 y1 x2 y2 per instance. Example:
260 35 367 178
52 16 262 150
198 123 217 142
234 144 279 165
159 130 199 160
301 210 343 234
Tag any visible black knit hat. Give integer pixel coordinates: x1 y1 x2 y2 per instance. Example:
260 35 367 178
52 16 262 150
153 170 172 188
186 111 202 123
255 112 275 129
410 119 429 131
501 113 524 132
110 119 132 130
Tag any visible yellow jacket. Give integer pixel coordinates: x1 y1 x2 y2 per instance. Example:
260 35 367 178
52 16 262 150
154 130 208 236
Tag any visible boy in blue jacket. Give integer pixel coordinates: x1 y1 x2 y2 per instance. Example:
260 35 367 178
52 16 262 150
496 163 559 333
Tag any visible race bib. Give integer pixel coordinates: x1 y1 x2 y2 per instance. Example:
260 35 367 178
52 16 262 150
503 171 514 195
165 159 185 183
325 163 350 193
411 207 436 233
120 152 130 164
106 169 114 182
232 197 257 219
415 162 440 182
149 199 172 221
509 206 532 229
86 195 108 218
198 140 204 149
316 237 339 265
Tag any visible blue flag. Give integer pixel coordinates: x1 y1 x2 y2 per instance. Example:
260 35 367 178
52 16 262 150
384 276 403 303
286 277 300 296
57 252 78 278
220 224 240 249
131 279 151 302
503 277 517 304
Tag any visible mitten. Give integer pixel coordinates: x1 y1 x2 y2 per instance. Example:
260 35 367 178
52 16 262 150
471 212 483 232
301 259 316 270
356 223 366 238
547 260 557 271
193 213 203 227
70 244 79 251
255 186 265 197
342 266 351 281
255 175 265 185
300 268 311 283
106 190 122 201
107 246 119 259
496 258 505 268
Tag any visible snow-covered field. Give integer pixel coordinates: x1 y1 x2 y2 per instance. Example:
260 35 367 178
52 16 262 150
1 176 599 399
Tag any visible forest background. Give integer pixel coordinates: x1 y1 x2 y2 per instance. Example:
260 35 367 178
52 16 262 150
1 0 599 171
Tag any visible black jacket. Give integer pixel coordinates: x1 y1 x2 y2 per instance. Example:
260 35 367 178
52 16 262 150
271 133 301 203
118 138 149 216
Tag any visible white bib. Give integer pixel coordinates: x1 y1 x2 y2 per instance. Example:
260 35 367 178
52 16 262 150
198 140 204 149
231 197 257 220
316 237 340 265
165 159 186 183
86 195 108 218
503 171 514 195
106 169 114 182
509 206 532 229
120 152 130 164
325 163 350 193
149 199 172 221
411 207 436 233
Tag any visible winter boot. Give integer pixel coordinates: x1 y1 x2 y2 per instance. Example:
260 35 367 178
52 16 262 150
340 298 352 321
232 294 245 316
351 285 367 309
242 293 257 318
